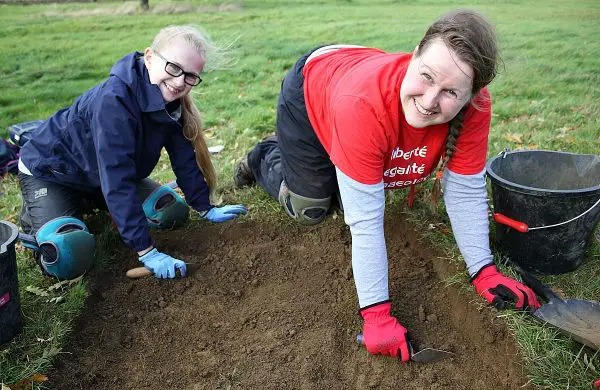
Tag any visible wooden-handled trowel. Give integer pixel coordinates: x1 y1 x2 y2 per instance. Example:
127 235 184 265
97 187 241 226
125 264 198 279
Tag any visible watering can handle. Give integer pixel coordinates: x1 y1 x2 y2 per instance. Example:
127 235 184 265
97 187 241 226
493 213 529 233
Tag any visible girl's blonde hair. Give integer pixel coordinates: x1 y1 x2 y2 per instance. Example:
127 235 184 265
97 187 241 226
151 25 232 204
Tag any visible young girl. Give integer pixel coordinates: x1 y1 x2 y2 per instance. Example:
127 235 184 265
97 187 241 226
235 10 540 360
18 25 246 280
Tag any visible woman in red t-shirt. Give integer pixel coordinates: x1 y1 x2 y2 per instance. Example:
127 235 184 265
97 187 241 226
235 9 540 361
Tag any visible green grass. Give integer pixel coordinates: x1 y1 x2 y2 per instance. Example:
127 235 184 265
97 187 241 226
0 0 599 388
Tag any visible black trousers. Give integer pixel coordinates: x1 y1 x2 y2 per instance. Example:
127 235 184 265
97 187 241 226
247 47 337 200
18 172 161 235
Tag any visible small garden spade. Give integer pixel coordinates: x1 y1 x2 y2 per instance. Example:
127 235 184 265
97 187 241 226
519 268 600 350
356 334 453 363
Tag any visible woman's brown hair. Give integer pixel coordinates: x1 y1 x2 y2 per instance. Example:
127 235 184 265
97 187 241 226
416 9 500 208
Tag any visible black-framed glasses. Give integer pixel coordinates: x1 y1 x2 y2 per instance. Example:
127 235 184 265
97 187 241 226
154 51 202 87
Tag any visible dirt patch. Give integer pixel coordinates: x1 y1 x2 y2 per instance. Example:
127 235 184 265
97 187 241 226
47 210 528 389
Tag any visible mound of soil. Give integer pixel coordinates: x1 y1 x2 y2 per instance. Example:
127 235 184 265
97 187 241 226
48 210 527 389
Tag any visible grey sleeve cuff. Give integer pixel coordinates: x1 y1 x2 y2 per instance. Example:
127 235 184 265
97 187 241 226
335 168 389 308
442 168 494 277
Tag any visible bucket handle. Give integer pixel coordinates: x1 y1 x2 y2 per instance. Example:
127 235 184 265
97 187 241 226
493 213 529 232
494 196 600 233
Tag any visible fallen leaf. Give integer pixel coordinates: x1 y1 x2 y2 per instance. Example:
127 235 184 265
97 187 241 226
552 288 566 298
204 129 215 139
25 286 49 297
510 114 529 123
47 279 72 291
70 274 83 283
7 373 48 389
554 127 575 139
208 145 224 154
583 353 597 373
46 296 65 304
31 374 48 382
173 187 185 197
4 214 17 223
503 133 523 144
427 223 445 230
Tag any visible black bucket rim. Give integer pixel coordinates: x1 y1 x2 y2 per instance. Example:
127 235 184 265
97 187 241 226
0 220 19 255
486 149 600 196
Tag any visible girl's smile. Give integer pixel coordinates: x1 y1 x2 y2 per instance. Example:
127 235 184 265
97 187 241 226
144 39 205 103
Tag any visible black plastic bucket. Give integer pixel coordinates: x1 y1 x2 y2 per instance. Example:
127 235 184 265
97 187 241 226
486 150 600 275
0 220 23 344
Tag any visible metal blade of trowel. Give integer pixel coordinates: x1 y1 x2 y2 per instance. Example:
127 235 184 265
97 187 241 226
409 344 455 363
355 334 454 363
519 269 600 350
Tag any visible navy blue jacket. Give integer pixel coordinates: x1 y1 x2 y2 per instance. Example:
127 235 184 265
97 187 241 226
20 52 211 251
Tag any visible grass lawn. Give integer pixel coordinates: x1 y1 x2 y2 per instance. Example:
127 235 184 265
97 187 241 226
0 0 599 388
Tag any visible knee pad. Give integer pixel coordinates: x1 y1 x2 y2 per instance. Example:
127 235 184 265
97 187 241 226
278 181 330 226
142 184 189 229
35 217 96 280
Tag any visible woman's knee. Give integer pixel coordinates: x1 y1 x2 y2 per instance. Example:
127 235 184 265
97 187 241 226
278 181 330 226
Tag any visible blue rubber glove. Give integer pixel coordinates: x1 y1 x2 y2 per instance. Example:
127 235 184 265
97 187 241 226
139 248 187 279
203 205 248 223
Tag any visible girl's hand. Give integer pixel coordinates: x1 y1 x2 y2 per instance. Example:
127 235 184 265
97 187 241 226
139 248 186 279
202 205 248 223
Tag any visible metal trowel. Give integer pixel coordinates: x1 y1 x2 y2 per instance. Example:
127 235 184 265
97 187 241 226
356 334 454 363
518 269 600 350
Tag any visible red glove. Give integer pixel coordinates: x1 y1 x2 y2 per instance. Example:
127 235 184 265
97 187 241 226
472 265 541 310
360 302 410 361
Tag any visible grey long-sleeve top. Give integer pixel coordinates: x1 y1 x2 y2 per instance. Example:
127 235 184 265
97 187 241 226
336 167 492 308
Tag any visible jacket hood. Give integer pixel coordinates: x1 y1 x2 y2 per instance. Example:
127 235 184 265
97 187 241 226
109 52 165 112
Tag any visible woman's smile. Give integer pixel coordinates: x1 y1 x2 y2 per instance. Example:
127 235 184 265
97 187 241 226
400 39 473 128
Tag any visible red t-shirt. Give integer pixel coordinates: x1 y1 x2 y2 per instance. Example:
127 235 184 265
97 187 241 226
303 48 490 189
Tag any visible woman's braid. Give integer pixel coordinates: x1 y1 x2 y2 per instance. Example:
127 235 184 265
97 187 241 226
431 108 465 209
